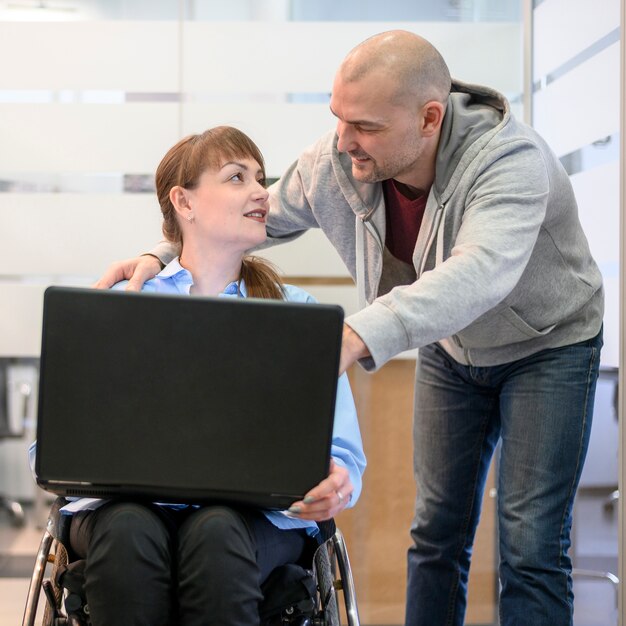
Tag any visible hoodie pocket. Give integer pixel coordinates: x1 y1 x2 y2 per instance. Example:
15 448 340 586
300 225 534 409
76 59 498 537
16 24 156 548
455 303 557 349
499 306 556 338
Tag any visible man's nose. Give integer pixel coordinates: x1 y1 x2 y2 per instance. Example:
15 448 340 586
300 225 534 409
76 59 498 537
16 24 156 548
336 121 356 153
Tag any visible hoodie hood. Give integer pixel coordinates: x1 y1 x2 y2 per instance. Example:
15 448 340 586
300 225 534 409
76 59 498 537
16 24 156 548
434 80 509 200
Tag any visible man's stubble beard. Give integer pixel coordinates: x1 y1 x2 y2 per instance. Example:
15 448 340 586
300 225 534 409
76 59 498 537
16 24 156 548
351 134 425 184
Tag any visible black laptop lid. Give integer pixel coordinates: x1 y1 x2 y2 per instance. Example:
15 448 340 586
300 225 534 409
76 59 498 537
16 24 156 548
36 286 343 509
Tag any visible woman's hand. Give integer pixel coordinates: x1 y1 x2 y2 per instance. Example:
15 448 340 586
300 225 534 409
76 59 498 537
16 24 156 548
92 255 162 291
288 460 353 521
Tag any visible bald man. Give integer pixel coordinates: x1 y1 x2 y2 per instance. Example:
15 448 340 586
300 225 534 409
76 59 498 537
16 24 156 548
99 31 603 626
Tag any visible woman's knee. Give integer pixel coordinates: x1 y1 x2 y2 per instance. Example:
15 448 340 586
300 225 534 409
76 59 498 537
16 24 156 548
89 502 171 557
178 506 257 577
83 504 174 625
180 506 252 550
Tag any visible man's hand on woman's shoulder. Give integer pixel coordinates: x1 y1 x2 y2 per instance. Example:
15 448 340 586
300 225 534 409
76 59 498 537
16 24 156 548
92 255 162 291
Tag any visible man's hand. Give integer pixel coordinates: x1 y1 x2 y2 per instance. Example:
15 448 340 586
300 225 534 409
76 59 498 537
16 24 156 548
287 460 353 521
339 324 370 375
92 255 162 291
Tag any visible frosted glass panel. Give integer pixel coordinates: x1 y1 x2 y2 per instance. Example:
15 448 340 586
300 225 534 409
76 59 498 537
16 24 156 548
0 22 179 91
573 162 620 265
181 103 336 176
257 229 351 277
0 104 180 172
0 194 163 276
0 284 46 357
533 0 619 78
532 43 619 158
570 161 619 367
183 22 522 96
0 193 350 278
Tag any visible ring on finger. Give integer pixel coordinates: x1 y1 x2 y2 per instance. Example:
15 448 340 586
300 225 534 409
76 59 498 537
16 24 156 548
336 490 344 503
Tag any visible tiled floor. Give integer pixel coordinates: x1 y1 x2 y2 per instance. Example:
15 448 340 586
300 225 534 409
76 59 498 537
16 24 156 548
0 505 47 625
0 501 619 626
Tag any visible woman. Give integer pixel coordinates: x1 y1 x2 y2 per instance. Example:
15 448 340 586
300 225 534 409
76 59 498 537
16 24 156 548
32 126 366 626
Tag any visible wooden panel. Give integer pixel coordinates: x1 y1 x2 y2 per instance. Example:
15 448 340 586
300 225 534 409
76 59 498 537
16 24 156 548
338 360 496 624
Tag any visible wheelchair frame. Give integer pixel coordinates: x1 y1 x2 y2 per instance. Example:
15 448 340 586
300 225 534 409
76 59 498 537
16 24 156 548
22 499 360 626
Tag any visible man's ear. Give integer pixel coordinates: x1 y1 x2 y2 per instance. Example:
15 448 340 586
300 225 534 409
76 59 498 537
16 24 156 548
420 101 445 137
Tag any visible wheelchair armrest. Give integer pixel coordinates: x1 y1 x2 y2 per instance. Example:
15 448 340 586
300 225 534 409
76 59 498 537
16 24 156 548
317 518 337 543
46 497 72 545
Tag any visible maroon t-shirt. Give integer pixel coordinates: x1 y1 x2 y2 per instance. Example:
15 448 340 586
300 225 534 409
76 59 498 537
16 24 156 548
382 179 428 265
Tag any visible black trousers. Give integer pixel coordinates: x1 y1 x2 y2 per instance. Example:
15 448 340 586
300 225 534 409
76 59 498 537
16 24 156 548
69 502 311 626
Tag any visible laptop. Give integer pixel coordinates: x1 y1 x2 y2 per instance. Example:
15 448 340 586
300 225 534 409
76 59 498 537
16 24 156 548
35 286 344 510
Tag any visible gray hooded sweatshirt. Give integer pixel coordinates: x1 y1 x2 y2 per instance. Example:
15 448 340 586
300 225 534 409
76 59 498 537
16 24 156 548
152 81 603 370
262 80 604 369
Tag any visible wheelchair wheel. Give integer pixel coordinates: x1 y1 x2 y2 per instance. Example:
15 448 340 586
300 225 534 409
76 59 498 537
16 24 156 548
313 540 340 626
42 540 68 626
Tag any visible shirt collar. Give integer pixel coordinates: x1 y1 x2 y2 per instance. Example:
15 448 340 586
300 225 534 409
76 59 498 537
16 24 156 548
157 257 247 298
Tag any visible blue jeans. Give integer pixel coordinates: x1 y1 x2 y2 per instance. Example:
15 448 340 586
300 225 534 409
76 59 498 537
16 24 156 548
405 330 602 626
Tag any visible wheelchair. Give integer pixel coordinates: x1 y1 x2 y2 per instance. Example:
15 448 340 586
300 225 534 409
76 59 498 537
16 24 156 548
22 497 360 626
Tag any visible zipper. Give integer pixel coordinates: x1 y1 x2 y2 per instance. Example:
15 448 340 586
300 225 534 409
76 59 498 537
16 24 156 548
419 202 445 276
355 211 384 309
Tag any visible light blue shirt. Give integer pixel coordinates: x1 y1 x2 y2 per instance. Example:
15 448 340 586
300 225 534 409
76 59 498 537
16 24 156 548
31 258 366 536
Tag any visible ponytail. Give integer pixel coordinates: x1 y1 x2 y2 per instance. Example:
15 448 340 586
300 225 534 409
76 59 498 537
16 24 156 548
240 256 286 300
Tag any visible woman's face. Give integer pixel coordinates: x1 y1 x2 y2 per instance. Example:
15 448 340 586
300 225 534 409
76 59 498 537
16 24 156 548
184 157 269 252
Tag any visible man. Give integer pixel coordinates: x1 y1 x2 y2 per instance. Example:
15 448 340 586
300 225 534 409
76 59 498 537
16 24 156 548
99 31 603 626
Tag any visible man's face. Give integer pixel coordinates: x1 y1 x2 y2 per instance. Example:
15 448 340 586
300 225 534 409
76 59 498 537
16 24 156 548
329 71 426 185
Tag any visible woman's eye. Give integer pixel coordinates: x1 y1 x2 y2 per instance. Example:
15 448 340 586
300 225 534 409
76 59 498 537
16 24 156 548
230 173 243 182
257 178 266 188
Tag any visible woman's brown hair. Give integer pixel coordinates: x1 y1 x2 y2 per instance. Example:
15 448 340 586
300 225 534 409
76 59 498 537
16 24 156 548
155 126 285 300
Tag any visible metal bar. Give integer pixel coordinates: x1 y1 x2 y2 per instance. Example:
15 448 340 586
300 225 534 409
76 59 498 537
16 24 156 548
332 529 360 626
617 0 626 626
522 0 534 126
21 530 53 626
